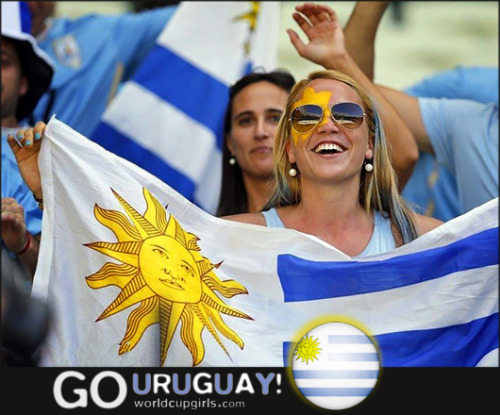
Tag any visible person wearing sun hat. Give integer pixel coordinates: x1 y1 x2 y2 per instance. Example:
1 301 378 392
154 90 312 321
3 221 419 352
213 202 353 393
2 1 54 131
1 1 54 290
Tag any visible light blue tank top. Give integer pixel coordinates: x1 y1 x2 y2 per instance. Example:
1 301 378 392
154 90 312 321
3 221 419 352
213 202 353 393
261 208 396 257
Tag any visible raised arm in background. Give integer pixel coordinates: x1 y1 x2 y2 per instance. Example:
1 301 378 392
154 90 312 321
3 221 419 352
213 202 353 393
344 1 390 81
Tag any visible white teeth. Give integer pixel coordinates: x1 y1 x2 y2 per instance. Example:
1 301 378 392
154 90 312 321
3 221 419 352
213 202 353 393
314 143 344 153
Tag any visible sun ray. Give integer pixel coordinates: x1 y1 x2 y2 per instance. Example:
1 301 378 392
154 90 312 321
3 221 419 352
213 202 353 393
185 232 201 251
97 275 154 321
202 272 248 298
119 296 159 354
201 291 252 320
165 214 187 248
94 204 142 241
205 305 244 350
190 303 231 361
85 241 141 268
86 263 138 290
143 188 168 234
196 259 218 277
159 299 184 365
180 305 205 366
111 188 162 239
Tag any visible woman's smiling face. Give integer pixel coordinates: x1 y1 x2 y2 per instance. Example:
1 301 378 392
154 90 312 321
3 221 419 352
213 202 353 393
286 78 373 184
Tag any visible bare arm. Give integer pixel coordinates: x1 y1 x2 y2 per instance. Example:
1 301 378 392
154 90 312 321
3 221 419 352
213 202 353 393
1 198 41 278
287 3 418 189
416 213 443 236
344 1 390 81
377 85 434 154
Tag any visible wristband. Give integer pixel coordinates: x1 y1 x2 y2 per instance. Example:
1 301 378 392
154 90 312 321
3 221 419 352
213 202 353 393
33 192 44 210
15 231 32 256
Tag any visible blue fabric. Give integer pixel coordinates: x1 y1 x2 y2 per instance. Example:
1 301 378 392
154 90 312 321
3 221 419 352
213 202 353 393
401 152 460 220
261 207 285 228
130 45 227 148
405 66 498 105
376 312 498 367
419 99 498 213
19 1 32 34
403 66 499 220
30 6 177 137
262 208 396 257
277 227 497 301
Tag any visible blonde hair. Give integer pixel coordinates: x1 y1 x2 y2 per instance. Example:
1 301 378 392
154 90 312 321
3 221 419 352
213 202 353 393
264 69 419 243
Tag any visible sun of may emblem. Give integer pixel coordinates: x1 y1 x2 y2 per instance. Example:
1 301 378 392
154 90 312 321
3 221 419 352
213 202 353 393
295 335 322 364
84 187 252 366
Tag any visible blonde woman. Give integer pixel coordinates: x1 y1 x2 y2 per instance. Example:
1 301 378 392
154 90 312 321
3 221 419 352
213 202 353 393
225 69 442 256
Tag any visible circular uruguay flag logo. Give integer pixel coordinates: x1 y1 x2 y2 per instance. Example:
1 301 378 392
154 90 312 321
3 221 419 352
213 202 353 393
290 320 380 411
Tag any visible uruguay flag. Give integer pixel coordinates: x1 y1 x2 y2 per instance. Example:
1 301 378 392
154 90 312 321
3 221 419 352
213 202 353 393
91 2 280 214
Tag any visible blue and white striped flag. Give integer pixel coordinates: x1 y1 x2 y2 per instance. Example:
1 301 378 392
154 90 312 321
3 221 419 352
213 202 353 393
91 2 280 214
291 322 380 410
35 118 498 367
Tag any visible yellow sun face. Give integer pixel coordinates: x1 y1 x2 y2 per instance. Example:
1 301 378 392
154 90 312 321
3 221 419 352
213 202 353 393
84 187 252 366
294 335 322 364
139 235 202 303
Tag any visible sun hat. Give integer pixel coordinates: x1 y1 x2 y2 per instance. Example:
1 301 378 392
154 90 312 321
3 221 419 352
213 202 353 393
1 1 55 121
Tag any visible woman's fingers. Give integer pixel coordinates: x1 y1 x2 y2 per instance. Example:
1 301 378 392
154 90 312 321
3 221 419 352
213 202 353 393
23 128 34 147
34 121 47 141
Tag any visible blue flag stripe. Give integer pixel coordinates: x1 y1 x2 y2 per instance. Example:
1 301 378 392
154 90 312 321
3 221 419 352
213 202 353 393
293 370 379 379
298 387 372 397
283 313 498 367
278 227 498 302
329 335 372 344
92 122 196 202
328 353 379 362
132 45 228 148
19 1 32 34
377 312 498 367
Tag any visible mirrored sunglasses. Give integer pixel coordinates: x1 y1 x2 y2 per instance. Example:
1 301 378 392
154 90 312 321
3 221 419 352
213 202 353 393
290 102 366 134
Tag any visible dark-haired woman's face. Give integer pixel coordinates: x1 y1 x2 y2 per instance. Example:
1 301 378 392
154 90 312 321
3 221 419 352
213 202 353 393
227 81 288 181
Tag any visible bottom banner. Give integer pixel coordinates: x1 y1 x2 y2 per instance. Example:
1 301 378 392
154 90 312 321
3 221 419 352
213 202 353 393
0 367 498 414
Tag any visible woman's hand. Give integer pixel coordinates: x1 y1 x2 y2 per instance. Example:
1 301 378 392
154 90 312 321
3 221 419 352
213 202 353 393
287 3 347 69
1 197 28 253
7 121 47 200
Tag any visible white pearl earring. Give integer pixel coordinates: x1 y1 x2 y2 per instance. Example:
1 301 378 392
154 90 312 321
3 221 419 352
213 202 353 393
364 162 373 172
289 167 297 177
229 157 236 166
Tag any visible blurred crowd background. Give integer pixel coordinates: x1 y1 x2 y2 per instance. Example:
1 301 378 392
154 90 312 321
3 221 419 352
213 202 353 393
56 1 499 89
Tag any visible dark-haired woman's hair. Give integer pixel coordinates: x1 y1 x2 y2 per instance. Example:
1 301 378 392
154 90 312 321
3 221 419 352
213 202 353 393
215 69 296 217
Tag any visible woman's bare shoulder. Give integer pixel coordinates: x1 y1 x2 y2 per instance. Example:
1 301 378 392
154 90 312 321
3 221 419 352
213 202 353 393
220 212 266 226
416 214 444 236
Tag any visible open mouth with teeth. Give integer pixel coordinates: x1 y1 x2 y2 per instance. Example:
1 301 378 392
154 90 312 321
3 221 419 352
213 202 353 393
313 142 346 155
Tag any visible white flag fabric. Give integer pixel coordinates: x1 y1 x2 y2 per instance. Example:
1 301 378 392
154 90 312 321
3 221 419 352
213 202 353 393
34 118 498 367
90 1 280 214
